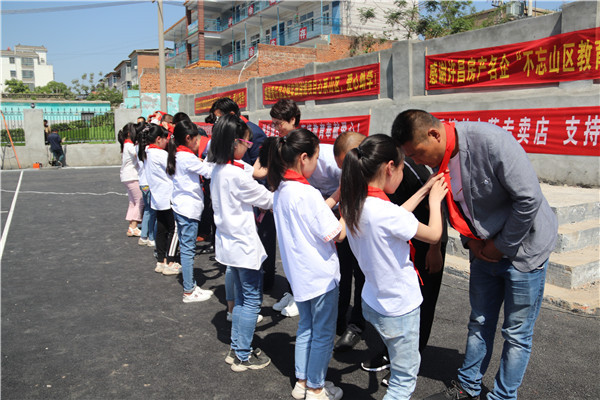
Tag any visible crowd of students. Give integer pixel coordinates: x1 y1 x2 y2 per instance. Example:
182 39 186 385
116 98 449 400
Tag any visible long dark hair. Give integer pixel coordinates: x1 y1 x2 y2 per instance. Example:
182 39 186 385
265 128 319 191
166 120 200 176
206 114 251 165
137 124 168 163
117 122 138 153
340 134 404 235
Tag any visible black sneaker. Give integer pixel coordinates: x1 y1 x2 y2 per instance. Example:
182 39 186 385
423 380 480 400
381 370 391 387
230 348 271 372
361 352 390 372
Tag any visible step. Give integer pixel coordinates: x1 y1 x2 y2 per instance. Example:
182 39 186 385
546 246 600 289
541 183 599 225
443 255 600 315
555 219 600 253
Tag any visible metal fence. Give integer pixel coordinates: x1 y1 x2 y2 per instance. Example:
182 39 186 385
44 108 115 143
0 107 25 145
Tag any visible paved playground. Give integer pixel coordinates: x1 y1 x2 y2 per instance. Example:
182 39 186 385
1 166 598 399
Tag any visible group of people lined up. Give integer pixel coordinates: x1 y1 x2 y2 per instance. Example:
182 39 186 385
118 98 557 400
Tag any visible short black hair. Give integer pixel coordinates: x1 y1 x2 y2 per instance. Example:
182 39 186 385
212 97 240 117
391 109 439 145
270 99 301 127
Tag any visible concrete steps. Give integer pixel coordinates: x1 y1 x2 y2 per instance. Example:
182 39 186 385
444 183 600 292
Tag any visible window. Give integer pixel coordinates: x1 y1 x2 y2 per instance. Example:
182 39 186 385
250 33 260 47
81 112 95 121
22 70 34 79
9 57 15 64
22 58 34 66
10 70 16 78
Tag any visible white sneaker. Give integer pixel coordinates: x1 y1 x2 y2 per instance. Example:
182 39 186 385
292 381 337 400
281 299 299 317
256 314 264 324
305 384 343 400
147 240 155 248
226 311 233 322
154 262 166 273
273 292 293 311
162 262 181 275
182 286 212 303
138 237 149 246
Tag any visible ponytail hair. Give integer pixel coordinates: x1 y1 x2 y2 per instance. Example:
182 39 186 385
138 124 168 163
166 120 199 176
340 134 404 235
207 114 251 164
118 122 138 152
266 128 319 191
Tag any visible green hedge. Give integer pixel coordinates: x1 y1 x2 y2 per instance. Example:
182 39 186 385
1 128 25 143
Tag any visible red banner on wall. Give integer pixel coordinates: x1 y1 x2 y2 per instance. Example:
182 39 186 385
194 88 247 115
258 115 370 144
263 63 380 104
432 107 599 157
194 122 213 137
426 27 600 90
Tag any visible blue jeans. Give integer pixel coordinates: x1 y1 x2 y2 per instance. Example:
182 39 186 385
225 266 235 302
173 212 199 293
363 301 420 400
230 266 263 361
295 286 339 389
458 258 548 400
140 186 156 241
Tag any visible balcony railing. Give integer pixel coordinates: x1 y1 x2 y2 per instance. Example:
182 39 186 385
204 1 280 32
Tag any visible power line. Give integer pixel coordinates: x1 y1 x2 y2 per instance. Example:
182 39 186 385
0 1 183 15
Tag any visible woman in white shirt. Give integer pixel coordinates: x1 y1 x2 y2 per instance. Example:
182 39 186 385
208 114 273 373
166 120 214 303
339 134 447 400
118 123 143 237
267 129 345 400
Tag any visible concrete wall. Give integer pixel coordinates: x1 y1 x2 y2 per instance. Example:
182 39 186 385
1 109 140 169
181 1 599 187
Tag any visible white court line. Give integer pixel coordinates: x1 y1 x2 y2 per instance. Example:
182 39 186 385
0 189 126 197
1 170 23 260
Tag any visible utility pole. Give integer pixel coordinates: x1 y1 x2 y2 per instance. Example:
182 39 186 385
156 0 167 112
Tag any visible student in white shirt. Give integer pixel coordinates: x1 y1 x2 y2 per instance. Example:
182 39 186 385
208 114 273 373
118 123 143 237
141 125 180 276
135 123 156 248
266 128 345 400
166 120 214 303
339 134 447 400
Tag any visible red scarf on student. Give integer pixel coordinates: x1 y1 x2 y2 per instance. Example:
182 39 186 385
176 145 196 155
367 185 423 285
148 143 165 151
230 160 245 169
283 169 310 185
124 139 133 144
439 122 479 240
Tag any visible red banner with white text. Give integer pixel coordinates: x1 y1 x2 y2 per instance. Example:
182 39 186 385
432 107 599 156
263 63 380 104
258 115 371 144
426 27 600 90
194 88 247 115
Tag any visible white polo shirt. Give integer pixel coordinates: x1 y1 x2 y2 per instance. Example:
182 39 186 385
307 143 341 198
136 145 149 187
210 161 273 270
145 146 173 211
120 141 139 183
346 196 423 317
171 150 214 221
273 178 341 302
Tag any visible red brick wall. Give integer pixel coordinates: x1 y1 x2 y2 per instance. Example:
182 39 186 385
137 54 160 70
140 68 258 94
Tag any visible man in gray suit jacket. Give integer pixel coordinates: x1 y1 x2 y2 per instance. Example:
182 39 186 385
391 110 558 400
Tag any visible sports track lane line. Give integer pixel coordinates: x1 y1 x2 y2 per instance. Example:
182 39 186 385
0 170 23 259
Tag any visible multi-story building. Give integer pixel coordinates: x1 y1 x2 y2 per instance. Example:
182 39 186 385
164 0 407 69
102 49 171 94
0 45 54 92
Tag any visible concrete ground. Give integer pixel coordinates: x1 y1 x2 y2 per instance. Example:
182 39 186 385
1 167 599 399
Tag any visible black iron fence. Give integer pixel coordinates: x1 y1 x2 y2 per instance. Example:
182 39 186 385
44 109 115 143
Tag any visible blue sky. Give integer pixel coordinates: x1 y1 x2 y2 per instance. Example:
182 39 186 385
1 0 569 87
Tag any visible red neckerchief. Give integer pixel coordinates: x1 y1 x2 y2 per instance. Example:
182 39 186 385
230 160 245 169
148 144 165 151
240 115 249 123
124 139 133 144
283 169 309 185
198 136 210 159
176 145 196 155
439 122 479 240
367 186 423 285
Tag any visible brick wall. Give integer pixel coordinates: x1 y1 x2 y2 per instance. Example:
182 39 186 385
140 68 258 94
137 54 160 71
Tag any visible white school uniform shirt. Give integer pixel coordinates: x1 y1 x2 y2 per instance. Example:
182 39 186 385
136 145 149 186
145 146 173 211
171 150 214 221
346 195 423 317
210 160 273 270
307 143 341 197
120 141 139 182
273 177 342 302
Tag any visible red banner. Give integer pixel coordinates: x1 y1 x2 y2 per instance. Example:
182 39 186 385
258 115 371 144
432 107 599 157
194 88 247 115
426 27 600 90
194 122 213 137
299 27 308 41
270 38 277 46
263 63 380 104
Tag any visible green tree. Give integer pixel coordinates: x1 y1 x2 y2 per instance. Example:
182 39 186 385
34 81 74 98
4 79 30 93
418 0 476 39
87 86 123 107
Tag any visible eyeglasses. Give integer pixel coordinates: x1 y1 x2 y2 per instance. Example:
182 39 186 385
237 138 253 148
272 120 284 127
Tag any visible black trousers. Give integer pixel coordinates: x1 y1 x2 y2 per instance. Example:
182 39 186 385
257 211 277 291
155 209 177 264
336 237 366 334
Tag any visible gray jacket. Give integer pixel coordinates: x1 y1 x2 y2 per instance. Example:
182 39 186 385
454 121 558 272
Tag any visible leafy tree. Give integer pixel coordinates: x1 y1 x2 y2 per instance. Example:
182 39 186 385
4 79 30 93
71 72 102 97
34 81 74 98
87 85 123 107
